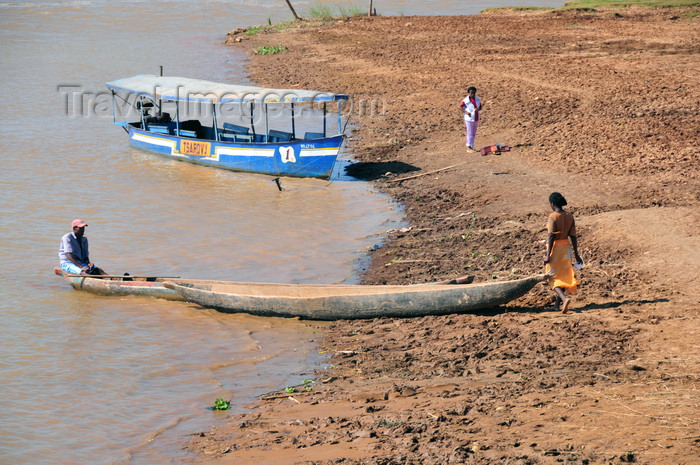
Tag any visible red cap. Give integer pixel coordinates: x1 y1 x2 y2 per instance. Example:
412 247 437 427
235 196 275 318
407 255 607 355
71 219 88 228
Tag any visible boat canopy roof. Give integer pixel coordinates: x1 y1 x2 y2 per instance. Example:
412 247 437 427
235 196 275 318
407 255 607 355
106 75 349 104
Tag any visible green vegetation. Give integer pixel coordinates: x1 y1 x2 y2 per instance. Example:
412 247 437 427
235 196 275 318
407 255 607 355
337 4 365 17
274 21 297 31
241 0 697 41
482 6 552 11
283 379 314 394
253 45 288 55
483 0 699 13
481 5 553 12
463 213 477 241
309 2 335 20
246 25 264 35
309 1 365 20
212 398 230 410
561 0 699 8
241 21 297 36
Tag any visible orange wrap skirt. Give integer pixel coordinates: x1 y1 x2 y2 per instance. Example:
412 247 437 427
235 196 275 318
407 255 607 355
546 239 578 294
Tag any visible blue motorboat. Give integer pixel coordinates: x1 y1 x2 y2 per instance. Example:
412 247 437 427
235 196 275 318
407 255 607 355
106 75 349 179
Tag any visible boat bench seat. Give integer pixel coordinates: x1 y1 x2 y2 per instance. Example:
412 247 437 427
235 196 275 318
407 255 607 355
221 133 253 142
148 125 171 135
178 130 197 138
267 130 293 143
222 123 250 134
304 132 325 140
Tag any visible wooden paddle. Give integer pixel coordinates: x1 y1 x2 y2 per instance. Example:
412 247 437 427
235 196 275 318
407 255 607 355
54 268 179 280
63 275 181 279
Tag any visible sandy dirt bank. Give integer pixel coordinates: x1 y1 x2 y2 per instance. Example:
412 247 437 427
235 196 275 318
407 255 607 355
188 6 699 464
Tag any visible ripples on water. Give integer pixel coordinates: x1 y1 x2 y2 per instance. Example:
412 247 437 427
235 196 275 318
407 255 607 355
0 0 562 463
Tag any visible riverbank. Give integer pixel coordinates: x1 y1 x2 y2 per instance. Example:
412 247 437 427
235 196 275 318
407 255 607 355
189 6 699 464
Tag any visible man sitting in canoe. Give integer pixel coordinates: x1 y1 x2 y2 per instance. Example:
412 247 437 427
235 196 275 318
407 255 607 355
58 219 108 275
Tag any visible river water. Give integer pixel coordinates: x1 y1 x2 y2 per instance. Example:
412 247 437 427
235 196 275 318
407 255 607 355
0 1 562 464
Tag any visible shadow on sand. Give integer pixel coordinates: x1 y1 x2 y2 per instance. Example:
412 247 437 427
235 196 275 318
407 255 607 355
467 298 670 317
576 298 670 311
345 161 420 181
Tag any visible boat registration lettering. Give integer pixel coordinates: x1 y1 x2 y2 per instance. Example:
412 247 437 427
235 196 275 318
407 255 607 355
300 144 316 149
180 140 211 157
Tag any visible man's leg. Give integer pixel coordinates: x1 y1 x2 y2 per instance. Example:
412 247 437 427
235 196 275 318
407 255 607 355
60 262 83 274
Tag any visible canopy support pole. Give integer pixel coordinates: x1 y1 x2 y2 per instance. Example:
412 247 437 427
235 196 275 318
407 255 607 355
291 102 296 139
323 102 327 137
264 103 269 142
139 96 147 129
111 90 129 133
250 101 256 139
158 66 163 116
336 101 342 135
175 97 181 136
212 103 219 141
110 90 117 124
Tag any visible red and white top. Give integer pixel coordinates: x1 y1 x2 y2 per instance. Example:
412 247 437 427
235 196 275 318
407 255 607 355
460 95 481 123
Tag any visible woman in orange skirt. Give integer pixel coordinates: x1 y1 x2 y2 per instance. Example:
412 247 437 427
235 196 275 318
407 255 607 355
543 192 583 313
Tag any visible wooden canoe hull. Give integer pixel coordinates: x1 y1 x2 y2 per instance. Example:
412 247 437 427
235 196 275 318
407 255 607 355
163 275 548 320
55 268 208 301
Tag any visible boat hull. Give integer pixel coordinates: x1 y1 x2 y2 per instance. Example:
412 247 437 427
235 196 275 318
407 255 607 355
128 127 343 179
163 275 548 320
55 268 210 301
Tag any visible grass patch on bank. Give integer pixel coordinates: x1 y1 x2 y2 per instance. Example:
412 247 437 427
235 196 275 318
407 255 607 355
483 0 699 13
245 20 299 35
309 1 365 20
238 0 697 46
253 45 288 55
233 2 365 39
561 0 700 8
482 6 553 12
246 25 265 35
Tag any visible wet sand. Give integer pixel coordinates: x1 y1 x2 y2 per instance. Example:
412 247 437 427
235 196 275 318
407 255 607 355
189 6 699 464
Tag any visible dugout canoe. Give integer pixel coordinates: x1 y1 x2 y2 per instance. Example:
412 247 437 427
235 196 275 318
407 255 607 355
163 274 548 320
54 267 210 301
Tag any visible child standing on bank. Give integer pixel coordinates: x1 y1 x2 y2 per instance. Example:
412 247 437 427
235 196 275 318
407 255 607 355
459 86 482 152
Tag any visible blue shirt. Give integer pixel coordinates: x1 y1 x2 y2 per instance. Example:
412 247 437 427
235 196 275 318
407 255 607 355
59 232 89 265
